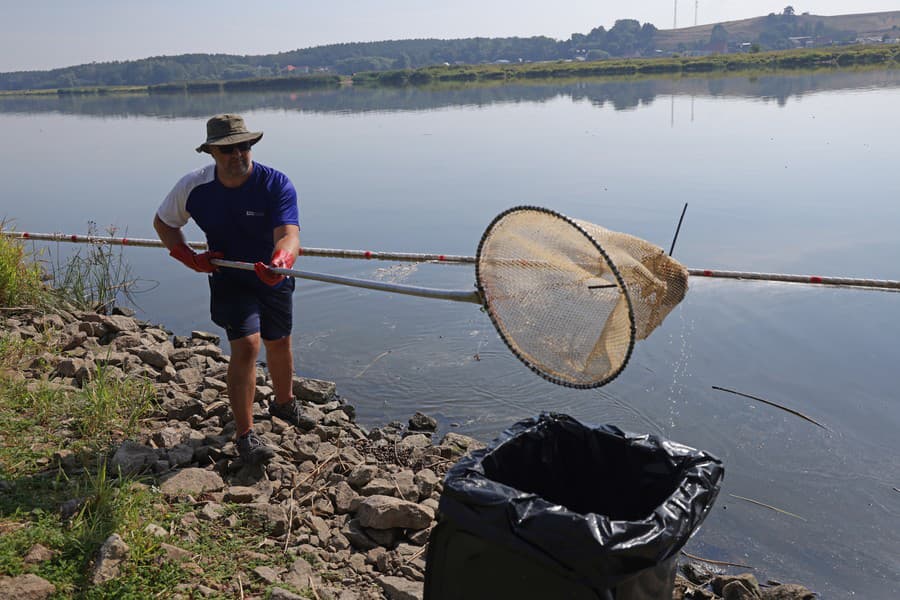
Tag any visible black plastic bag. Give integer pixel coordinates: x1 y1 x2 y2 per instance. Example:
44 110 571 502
424 413 724 600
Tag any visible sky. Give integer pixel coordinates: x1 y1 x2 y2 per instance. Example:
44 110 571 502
2 1 898 72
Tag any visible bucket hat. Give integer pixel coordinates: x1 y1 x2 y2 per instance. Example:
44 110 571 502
196 114 263 153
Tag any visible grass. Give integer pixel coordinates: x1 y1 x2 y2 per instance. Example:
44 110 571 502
0 219 49 308
45 222 138 314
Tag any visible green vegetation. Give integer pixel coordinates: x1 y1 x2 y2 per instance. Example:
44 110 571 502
45 223 137 314
352 44 900 87
0 221 48 307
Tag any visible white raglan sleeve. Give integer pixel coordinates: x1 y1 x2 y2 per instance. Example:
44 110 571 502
156 165 214 228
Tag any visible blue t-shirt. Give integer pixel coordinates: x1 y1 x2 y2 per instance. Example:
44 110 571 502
157 162 299 288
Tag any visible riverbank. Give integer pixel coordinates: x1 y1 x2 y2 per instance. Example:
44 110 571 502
0 305 818 599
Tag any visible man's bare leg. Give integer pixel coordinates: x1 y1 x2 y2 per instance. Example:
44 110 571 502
228 333 261 435
263 335 294 405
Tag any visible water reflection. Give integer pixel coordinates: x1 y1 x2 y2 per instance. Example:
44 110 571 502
2 68 899 117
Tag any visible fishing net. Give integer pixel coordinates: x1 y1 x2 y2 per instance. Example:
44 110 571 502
475 206 688 388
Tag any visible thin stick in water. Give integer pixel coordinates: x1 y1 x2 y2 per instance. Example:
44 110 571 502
669 202 689 256
712 386 830 431
680 550 755 570
355 350 392 378
728 493 808 521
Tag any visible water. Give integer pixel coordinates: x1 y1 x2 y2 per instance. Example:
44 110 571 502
2 69 899 597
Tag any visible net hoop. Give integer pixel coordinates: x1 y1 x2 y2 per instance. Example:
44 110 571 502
475 206 637 389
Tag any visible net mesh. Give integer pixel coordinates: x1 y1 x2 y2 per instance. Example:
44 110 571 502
476 207 688 388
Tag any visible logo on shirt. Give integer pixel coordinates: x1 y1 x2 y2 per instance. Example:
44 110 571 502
245 210 265 217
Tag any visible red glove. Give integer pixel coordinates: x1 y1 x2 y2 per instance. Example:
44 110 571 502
169 243 223 273
254 248 295 286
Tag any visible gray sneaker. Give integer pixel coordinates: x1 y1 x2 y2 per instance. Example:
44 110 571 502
268 398 302 426
236 430 275 465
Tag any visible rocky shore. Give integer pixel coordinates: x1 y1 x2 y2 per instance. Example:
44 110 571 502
0 307 816 599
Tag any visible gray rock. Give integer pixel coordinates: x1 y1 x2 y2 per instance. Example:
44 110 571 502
111 333 142 350
175 367 203 385
331 481 359 514
292 376 336 404
761 584 817 600
152 426 189 449
33 314 65 332
339 445 365 466
283 556 316 590
102 314 139 333
438 432 485 458
133 347 169 369
396 434 431 452
110 440 159 475
54 357 85 378
159 468 225 496
248 502 292 537
158 542 193 563
22 544 54 565
253 565 280 584
344 518 380 551
166 444 194 467
378 575 423 600
414 469 440 500
347 464 378 489
198 502 225 521
391 470 419 501
224 486 258 503
408 412 437 432
0 573 56 599
712 574 762 598
191 330 220 344
90 533 129 584
360 478 397 497
144 523 168 538
112 306 136 317
161 392 203 420
357 495 435 530
62 330 88 351
269 587 306 600
365 527 400 548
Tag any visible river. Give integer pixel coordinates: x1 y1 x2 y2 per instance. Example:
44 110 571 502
1 68 899 597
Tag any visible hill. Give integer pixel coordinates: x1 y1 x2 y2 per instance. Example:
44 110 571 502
654 10 900 49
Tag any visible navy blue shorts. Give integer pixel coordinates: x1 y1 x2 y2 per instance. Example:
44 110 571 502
208 275 295 341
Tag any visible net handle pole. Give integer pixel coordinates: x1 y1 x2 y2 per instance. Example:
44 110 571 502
211 259 483 304
5 230 900 291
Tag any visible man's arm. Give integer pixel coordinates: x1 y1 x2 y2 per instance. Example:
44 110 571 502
272 224 300 259
254 224 300 285
153 213 222 273
153 214 188 251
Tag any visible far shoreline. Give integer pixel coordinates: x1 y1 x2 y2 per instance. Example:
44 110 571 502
0 43 897 98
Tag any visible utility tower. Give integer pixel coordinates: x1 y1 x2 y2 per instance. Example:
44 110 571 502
695 1 699 26
674 0 678 29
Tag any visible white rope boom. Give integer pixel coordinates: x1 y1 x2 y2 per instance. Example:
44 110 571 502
5 231 475 264
5 230 900 292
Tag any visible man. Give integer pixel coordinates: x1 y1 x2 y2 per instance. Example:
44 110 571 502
154 113 304 465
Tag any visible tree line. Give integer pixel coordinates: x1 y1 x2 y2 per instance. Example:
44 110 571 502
0 15 863 92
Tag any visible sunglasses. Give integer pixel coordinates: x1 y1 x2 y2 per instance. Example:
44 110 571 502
215 141 253 154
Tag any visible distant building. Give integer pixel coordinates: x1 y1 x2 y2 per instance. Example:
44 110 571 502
788 36 814 47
